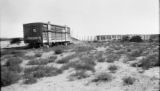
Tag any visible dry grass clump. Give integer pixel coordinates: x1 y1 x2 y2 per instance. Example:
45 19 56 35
92 72 112 82
55 49 63 54
1 67 21 87
56 54 75 64
61 57 96 72
106 53 120 63
1 57 23 87
4 57 23 73
97 57 105 62
27 58 54 65
122 76 136 85
75 46 95 53
23 74 37 84
48 56 57 63
137 52 159 69
68 70 91 80
34 53 42 57
1 49 25 57
129 49 143 57
24 66 62 78
108 65 118 73
23 66 62 84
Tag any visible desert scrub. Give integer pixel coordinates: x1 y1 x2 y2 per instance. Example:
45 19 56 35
92 72 112 82
1 49 25 57
4 57 23 73
55 49 63 54
4 57 22 66
27 58 53 65
129 49 143 57
56 54 75 64
75 46 95 53
24 66 62 78
48 56 57 62
61 57 96 72
23 74 37 84
108 65 118 73
97 57 105 62
34 53 42 57
122 76 136 85
106 53 120 63
138 52 159 69
68 70 91 80
1 67 21 87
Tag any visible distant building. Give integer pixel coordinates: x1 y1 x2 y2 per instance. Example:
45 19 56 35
95 34 152 41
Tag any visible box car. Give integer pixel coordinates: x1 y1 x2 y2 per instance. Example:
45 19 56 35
23 22 71 47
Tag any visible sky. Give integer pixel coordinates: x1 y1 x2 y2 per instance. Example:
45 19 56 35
0 0 159 39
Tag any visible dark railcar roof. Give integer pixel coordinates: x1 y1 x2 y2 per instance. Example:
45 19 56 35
23 22 68 28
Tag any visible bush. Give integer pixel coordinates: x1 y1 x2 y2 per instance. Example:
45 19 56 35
34 53 42 57
106 53 120 63
4 57 23 73
97 57 105 62
129 49 142 57
27 59 52 65
23 74 37 84
92 72 112 82
48 56 57 62
5 57 22 66
108 65 118 73
10 38 21 44
24 66 62 78
1 67 20 87
122 76 136 85
129 36 143 42
61 57 96 72
68 70 90 80
138 53 159 69
75 46 94 52
56 55 75 64
55 49 63 54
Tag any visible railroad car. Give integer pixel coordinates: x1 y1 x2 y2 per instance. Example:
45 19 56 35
23 22 71 47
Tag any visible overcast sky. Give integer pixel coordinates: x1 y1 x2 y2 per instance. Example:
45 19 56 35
0 0 159 38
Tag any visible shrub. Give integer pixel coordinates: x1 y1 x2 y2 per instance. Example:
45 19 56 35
1 67 20 87
92 72 112 82
10 38 21 44
97 57 105 62
75 46 94 52
56 55 75 64
122 76 136 85
23 74 37 84
108 65 118 73
34 53 42 57
5 57 22 66
61 57 96 72
24 66 62 78
48 56 57 62
138 52 159 69
106 53 120 63
4 57 23 73
130 49 142 57
68 70 90 80
55 49 63 54
27 59 51 65
1 50 25 57
129 36 143 42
